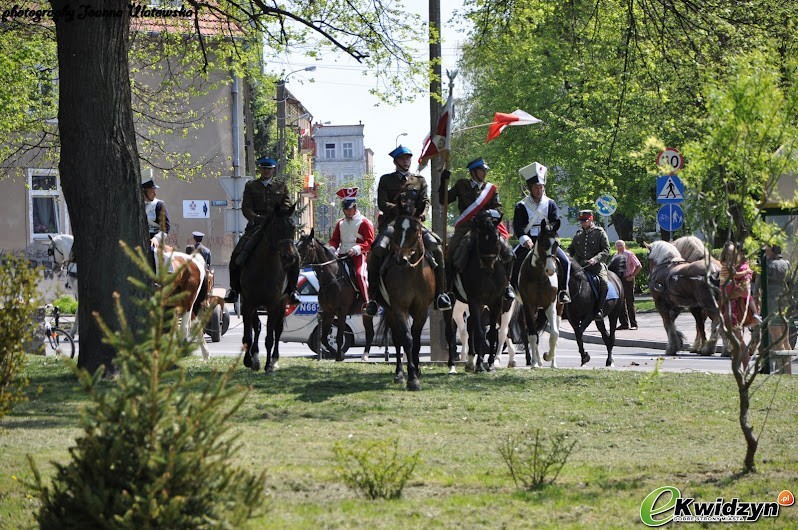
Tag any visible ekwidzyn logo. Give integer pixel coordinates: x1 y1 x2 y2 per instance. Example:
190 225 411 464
640 486 793 526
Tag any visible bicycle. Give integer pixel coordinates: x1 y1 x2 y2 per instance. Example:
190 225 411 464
43 305 76 359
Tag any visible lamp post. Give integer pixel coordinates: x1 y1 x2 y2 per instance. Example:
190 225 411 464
277 66 316 180
395 132 408 146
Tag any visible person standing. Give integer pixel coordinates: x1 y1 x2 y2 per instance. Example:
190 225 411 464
439 157 515 300
363 145 452 316
611 239 641 330
328 187 375 306
187 231 212 271
765 244 790 315
142 176 170 238
225 155 300 305
567 210 610 318
512 161 571 303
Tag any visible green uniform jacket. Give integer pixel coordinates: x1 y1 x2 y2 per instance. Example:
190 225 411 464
439 178 504 217
377 171 429 229
242 178 292 226
568 226 610 268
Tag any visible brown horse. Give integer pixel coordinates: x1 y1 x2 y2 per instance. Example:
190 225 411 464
374 215 435 390
516 218 564 368
646 240 722 356
296 228 375 362
239 203 298 374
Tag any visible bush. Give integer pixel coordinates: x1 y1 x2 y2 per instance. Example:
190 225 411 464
333 438 420 500
0 253 41 419
499 429 576 491
28 243 265 529
52 295 78 315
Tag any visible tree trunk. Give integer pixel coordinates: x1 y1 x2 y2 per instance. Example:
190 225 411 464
611 212 633 241
52 0 149 375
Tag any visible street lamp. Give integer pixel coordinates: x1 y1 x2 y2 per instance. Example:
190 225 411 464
277 66 317 180
395 132 408 146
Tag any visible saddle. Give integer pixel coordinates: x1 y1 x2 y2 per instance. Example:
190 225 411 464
584 269 619 301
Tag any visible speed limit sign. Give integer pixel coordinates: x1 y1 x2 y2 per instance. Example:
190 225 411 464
657 147 683 173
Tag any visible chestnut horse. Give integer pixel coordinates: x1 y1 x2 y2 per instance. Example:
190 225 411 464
516 218 564 368
296 228 375 362
376 215 435 391
239 203 298 374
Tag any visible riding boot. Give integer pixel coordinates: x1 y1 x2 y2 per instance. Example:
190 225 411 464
363 253 382 316
500 240 515 301
284 258 301 305
433 264 453 311
225 257 240 303
594 280 608 320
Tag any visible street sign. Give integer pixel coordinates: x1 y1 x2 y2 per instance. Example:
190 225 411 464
656 175 685 203
658 204 684 232
595 194 617 216
219 176 253 202
210 200 228 207
182 200 209 219
657 147 684 173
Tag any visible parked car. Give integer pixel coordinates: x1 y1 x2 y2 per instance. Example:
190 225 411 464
280 269 431 355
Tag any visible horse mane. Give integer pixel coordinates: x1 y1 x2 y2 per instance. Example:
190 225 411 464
673 236 709 262
648 240 684 265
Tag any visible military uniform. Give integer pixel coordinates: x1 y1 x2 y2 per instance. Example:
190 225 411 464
187 231 212 270
364 145 451 315
568 215 610 317
226 157 300 303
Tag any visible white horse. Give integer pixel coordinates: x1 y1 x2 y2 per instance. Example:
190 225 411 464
451 299 519 372
47 234 78 290
151 233 210 359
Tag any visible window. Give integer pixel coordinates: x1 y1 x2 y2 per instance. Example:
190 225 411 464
325 143 336 159
28 169 65 239
343 142 354 158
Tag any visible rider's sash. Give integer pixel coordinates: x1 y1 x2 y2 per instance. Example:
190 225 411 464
522 195 551 237
454 183 497 228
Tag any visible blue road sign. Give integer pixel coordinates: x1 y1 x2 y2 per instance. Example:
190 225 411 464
210 199 228 206
658 204 684 232
595 194 617 216
656 175 685 204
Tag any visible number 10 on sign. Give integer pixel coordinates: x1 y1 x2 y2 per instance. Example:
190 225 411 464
657 147 684 173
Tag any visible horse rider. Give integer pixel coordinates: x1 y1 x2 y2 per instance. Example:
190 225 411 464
187 231 212 271
143 175 170 238
439 157 515 301
511 162 571 303
363 145 453 316
567 210 610 318
328 187 375 306
224 156 301 305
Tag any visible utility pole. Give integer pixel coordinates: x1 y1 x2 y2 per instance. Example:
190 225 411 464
429 0 447 362
276 66 316 181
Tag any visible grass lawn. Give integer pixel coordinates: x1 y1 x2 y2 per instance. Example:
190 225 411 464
2 355 797 528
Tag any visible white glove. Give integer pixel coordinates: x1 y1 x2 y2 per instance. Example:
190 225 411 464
348 245 362 257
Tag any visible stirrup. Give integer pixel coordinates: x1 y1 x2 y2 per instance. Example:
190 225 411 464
287 291 301 305
435 293 453 311
558 291 571 303
363 300 379 316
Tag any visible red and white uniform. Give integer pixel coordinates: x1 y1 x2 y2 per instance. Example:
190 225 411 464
329 212 375 301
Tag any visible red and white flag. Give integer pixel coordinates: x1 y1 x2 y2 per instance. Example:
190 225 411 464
418 93 454 171
486 109 541 143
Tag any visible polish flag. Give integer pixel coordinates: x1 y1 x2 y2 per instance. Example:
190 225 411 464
486 109 541 143
418 93 454 171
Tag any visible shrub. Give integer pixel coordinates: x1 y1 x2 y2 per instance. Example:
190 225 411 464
499 429 576 491
333 438 420 500
0 253 41 419
28 243 265 529
52 295 78 315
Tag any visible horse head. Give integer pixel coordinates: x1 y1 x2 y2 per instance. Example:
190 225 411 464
269 202 298 265
473 211 500 271
47 234 75 269
646 240 684 268
397 188 420 217
297 227 336 267
533 218 560 277
391 216 425 267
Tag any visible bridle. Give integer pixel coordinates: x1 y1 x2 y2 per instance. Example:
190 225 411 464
392 217 425 268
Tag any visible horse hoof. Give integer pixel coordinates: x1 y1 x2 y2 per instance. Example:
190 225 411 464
475 365 485 374
394 374 404 384
508 360 516 368
606 359 615 368
580 354 590 366
551 361 558 369
361 354 369 362
407 379 421 391
448 366 457 374
265 366 275 375
243 354 252 368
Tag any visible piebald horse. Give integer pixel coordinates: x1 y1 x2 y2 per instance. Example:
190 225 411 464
151 233 210 359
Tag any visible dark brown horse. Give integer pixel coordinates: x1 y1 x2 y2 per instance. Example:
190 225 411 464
646 240 722 357
296 228 375 362
516 218 564 368
375 215 435 391
239 203 298 374
445 211 508 373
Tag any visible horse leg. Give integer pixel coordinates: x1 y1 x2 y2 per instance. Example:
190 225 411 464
594 313 615 368
389 318 405 384
702 312 722 356
575 319 591 366
362 314 374 362
454 301 469 362
270 304 285 371
486 307 501 370
408 313 425 391
444 308 458 374
320 313 335 359
250 313 262 371
689 307 705 353
335 312 347 362
499 301 515 368
663 308 682 356
544 303 559 368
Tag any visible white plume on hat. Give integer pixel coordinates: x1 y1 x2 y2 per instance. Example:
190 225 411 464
519 162 548 185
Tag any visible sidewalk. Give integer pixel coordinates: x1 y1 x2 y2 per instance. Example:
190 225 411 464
557 298 723 353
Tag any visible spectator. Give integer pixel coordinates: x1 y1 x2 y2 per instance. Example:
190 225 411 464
765 244 790 315
610 240 642 330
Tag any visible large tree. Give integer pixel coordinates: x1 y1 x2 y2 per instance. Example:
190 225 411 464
32 0 426 374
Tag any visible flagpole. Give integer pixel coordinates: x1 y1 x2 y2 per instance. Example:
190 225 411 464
441 71 455 255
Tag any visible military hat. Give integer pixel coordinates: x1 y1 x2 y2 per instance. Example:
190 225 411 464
256 156 277 168
578 210 594 221
336 187 358 209
466 158 490 171
192 231 205 241
141 174 159 189
389 145 412 159
519 162 547 185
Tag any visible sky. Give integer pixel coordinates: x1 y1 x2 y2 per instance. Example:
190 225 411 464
263 0 467 178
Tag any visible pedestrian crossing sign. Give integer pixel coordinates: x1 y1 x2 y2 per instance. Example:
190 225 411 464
656 175 685 204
